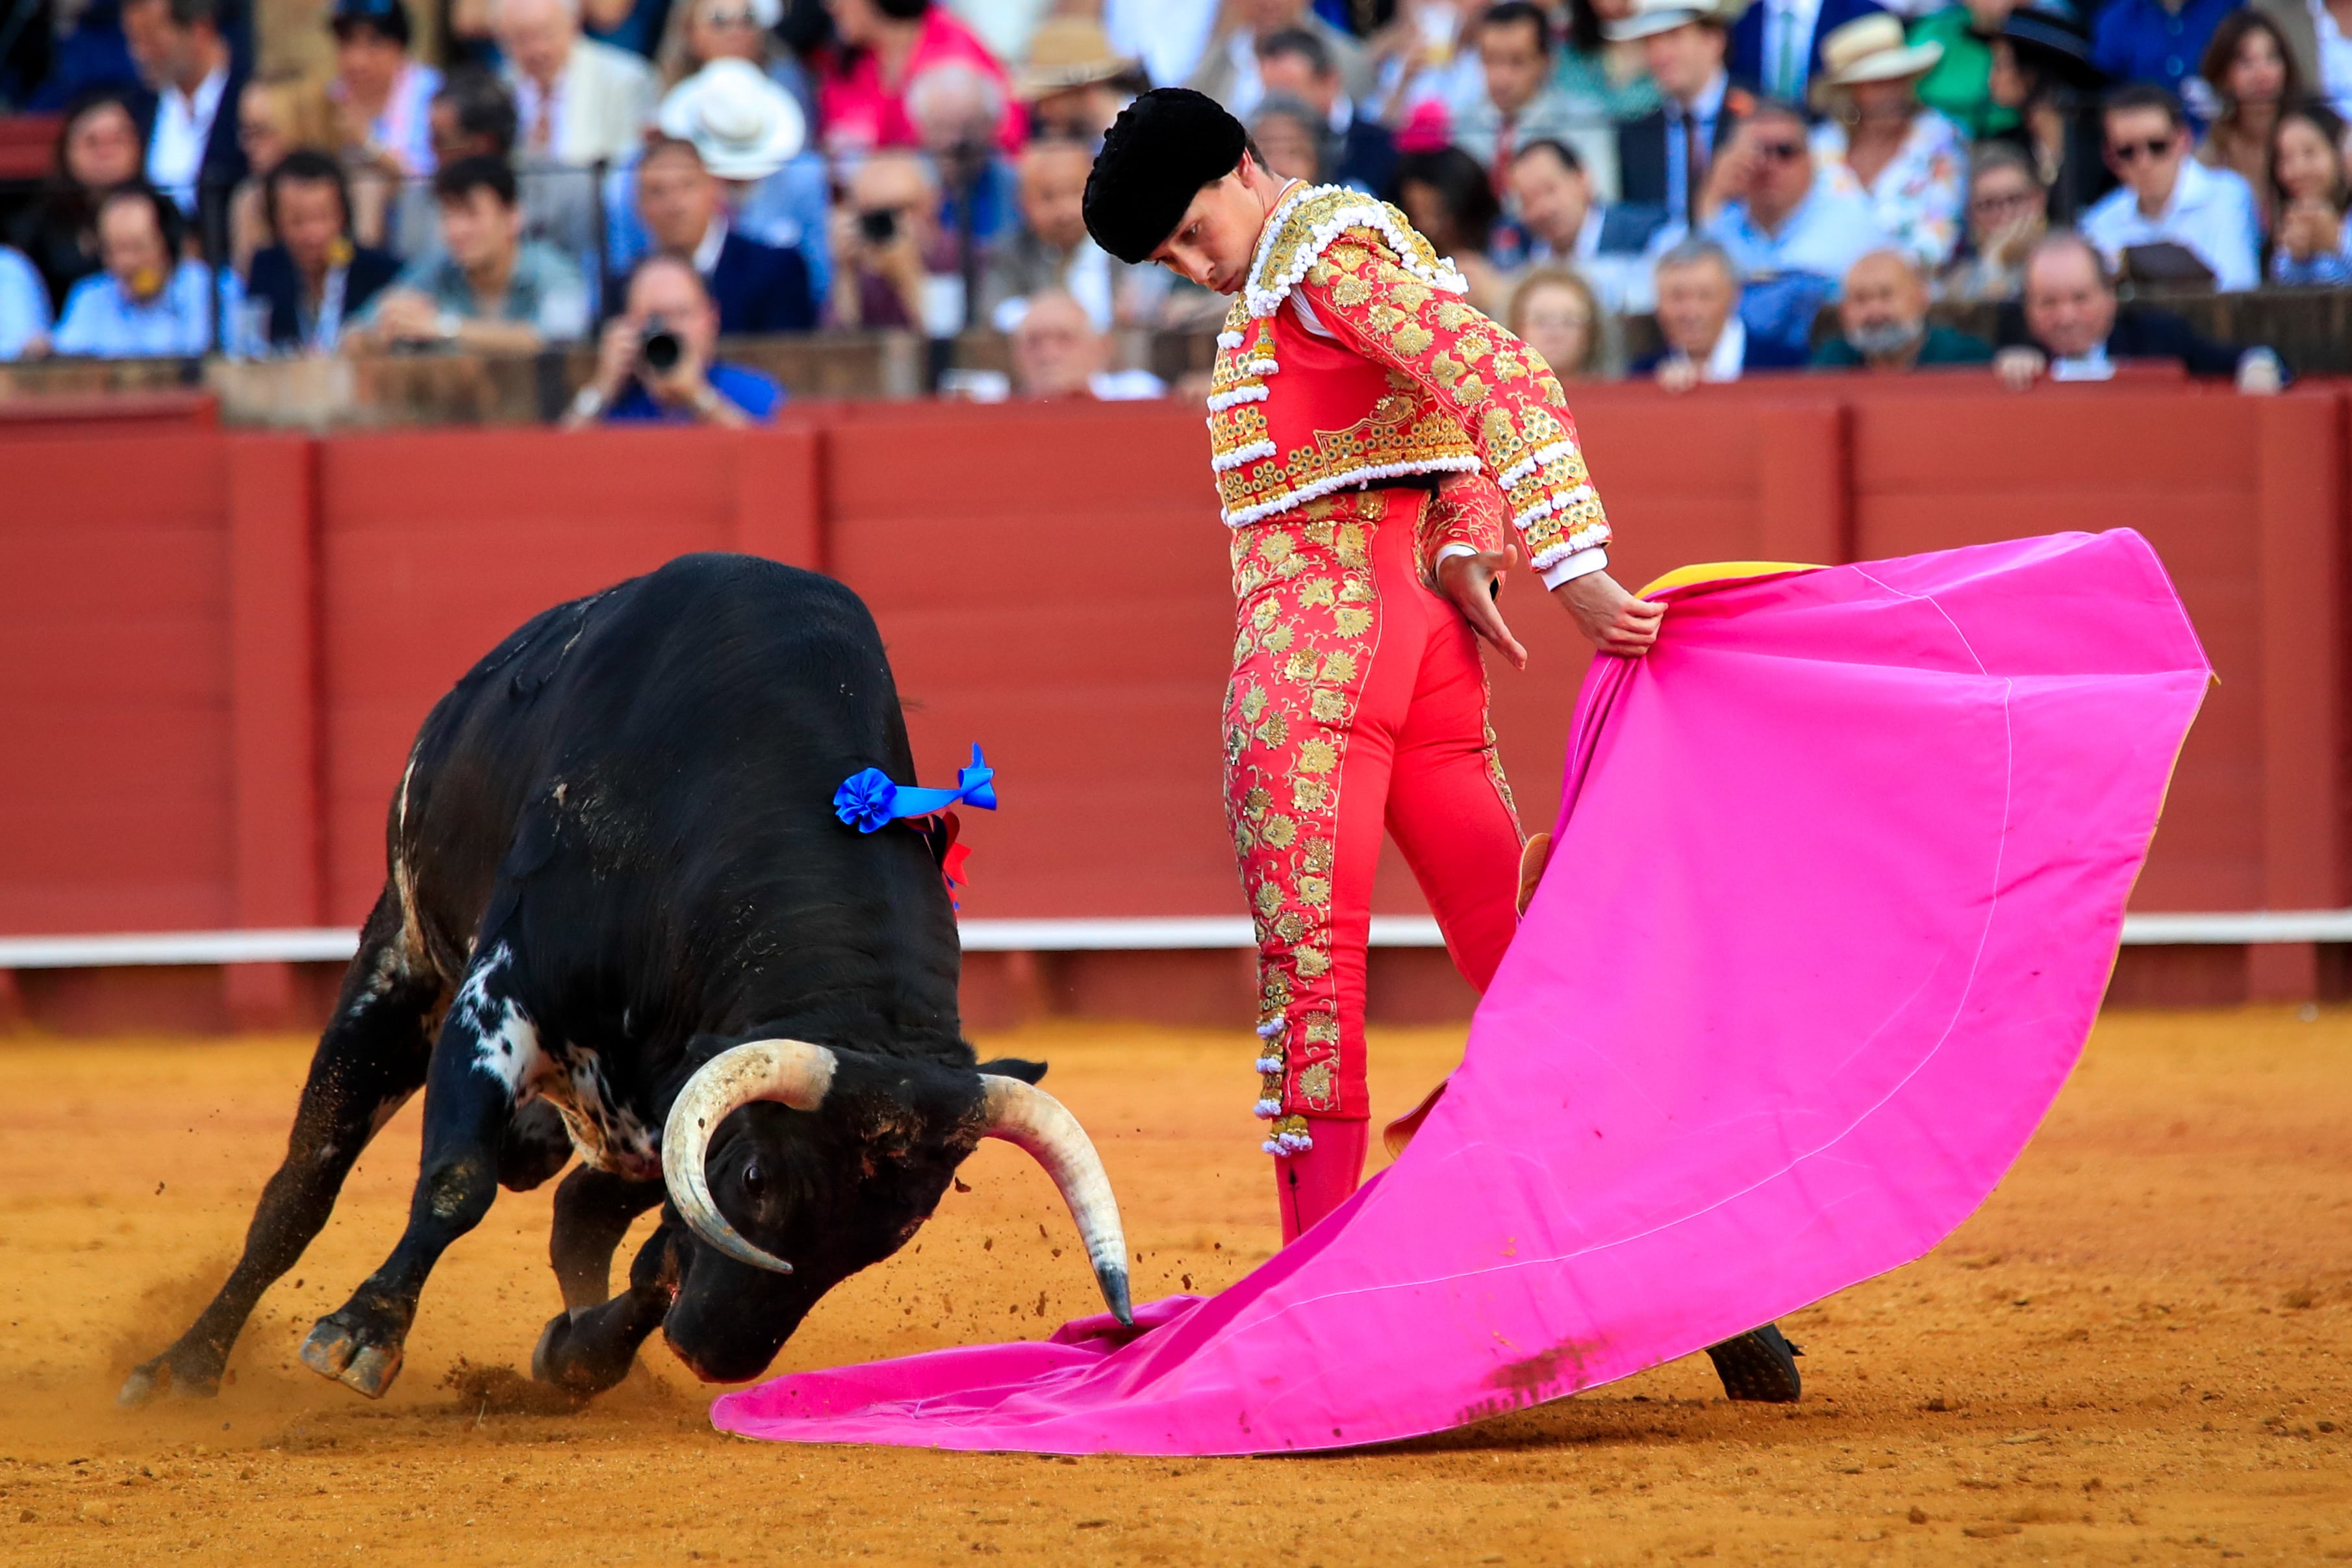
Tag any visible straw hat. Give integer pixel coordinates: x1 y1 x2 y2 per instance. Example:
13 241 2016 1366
1604 0 1741 44
1817 13 1943 88
657 58 806 180
1016 17 1135 99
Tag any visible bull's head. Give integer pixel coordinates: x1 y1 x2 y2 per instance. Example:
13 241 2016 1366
655 1038 1130 1382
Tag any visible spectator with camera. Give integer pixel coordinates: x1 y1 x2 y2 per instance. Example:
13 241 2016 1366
631 133 814 333
348 155 590 351
909 60 1022 323
2080 83 2260 289
566 253 783 425
49 181 230 357
1992 228 2282 390
244 149 402 353
828 149 945 331
1812 247 1991 370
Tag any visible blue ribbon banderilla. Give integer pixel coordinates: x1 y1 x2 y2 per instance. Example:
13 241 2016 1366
833 744 998 833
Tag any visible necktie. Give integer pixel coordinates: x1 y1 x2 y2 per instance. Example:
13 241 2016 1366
1492 112 1516 197
1683 114 1704 225
1772 1 1802 101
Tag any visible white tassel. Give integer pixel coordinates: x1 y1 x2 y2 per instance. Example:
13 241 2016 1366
1254 1098 1283 1119
1221 454 1482 527
1254 1056 1283 1074
1497 440 1578 492
1242 184 1467 321
1211 439 1278 474
1204 384 1270 412
1526 521 1612 571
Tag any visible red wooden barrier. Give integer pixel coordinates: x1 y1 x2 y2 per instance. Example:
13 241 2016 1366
1 381 2344 1032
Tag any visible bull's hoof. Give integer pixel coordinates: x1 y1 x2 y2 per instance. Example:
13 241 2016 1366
530 1309 630 1397
299 1312 406 1399
117 1349 220 1407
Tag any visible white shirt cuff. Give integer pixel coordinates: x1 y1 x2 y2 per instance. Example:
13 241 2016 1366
1539 547 1610 590
1434 542 1480 565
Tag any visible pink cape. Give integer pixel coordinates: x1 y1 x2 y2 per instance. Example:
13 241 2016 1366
712 530 2209 1456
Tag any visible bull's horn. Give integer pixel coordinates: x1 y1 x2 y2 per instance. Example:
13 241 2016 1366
979 1076 1133 1325
661 1038 837 1274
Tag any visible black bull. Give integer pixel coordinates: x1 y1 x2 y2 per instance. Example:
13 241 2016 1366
121 553 1130 1406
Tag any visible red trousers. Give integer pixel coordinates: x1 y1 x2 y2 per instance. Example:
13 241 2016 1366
1222 489 1525 1243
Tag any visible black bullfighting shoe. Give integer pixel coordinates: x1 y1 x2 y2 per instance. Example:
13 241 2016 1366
1704 1323 1804 1403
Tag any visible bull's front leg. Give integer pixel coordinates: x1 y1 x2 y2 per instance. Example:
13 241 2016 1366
299 944 538 1398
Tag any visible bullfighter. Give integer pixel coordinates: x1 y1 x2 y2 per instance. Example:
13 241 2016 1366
1082 88 1802 1402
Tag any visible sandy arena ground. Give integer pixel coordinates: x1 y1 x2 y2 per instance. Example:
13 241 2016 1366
0 1007 2347 1565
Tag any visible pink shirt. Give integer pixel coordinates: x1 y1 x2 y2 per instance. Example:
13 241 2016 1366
818 8 1023 155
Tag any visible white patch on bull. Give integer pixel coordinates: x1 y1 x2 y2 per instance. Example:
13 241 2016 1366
538 1044 661 1180
453 944 542 1096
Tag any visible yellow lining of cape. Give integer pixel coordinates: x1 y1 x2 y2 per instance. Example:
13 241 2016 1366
1638 561 1827 598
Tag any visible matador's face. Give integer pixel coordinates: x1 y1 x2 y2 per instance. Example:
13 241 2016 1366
1151 155 1279 296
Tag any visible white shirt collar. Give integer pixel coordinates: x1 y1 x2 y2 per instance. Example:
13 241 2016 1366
693 212 729 275
1702 314 1747 381
1572 205 1603 262
175 61 229 123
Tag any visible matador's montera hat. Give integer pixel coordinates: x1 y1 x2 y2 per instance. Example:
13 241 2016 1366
1083 87 1251 265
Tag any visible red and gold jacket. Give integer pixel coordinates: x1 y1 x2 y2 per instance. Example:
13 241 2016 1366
1204 183 1610 574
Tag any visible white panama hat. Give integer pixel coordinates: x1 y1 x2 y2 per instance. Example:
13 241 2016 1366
1604 0 1742 44
1817 12 1943 87
658 58 806 181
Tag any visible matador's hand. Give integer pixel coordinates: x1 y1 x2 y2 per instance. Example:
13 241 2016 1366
1435 546 1528 670
1554 570 1663 657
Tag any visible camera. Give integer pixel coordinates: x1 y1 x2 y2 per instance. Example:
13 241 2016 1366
639 314 683 374
857 207 898 246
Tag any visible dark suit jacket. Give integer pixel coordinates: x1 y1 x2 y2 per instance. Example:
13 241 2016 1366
1595 203 1673 255
1631 329 1812 375
707 230 816 335
1993 301 2252 377
1727 0 1887 96
133 65 249 257
244 244 401 349
1616 91 1751 212
1332 118 1400 198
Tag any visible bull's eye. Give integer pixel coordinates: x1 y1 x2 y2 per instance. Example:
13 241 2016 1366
741 1161 766 1203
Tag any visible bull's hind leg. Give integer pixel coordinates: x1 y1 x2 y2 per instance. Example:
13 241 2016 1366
120 892 443 1406
299 939 540 1398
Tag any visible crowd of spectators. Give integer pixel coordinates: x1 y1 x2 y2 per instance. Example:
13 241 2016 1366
2 0 2345 403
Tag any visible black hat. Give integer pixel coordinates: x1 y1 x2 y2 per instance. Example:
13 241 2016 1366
2001 0 2093 66
1083 87 1250 265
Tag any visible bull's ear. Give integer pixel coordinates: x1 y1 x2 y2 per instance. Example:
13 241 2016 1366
974 1056 1047 1085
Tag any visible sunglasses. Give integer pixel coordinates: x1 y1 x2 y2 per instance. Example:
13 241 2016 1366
702 6 759 23
2109 135 2179 164
1752 140 1806 163
1970 186 2035 214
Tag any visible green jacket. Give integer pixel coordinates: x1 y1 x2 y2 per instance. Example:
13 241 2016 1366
1910 6 2019 141
1812 324 1995 370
